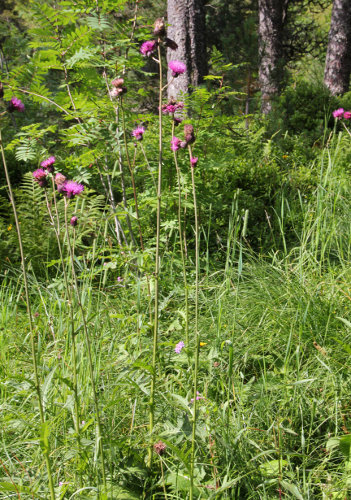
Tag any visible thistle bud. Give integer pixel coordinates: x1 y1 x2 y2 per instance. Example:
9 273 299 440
154 18 166 38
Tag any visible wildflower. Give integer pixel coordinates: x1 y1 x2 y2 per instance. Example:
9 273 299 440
70 216 78 227
184 124 195 144
154 441 166 455
140 40 157 57
8 96 25 112
174 341 185 353
190 157 198 167
40 156 56 173
190 391 205 403
199 341 207 346
117 276 123 282
171 136 181 152
61 180 84 199
169 60 186 78
7 224 12 231
333 108 344 119
161 100 185 115
132 126 145 141
33 168 48 188
55 173 67 193
154 18 166 38
344 111 351 119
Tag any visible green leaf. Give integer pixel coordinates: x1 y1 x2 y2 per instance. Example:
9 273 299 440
259 459 288 477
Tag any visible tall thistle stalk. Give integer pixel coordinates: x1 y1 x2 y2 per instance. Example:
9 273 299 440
44 184 81 455
63 199 107 490
0 129 56 500
172 121 189 348
148 39 163 467
188 145 200 500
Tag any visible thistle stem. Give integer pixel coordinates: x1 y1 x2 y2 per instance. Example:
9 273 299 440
189 144 200 500
148 40 163 468
64 199 107 490
0 129 56 500
172 121 189 349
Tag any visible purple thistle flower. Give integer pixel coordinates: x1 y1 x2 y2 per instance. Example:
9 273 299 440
33 168 48 188
40 156 56 173
190 157 198 166
344 111 351 119
174 117 183 126
154 441 167 455
132 126 145 141
169 60 186 78
140 40 157 57
61 180 84 199
333 108 344 119
175 341 185 353
70 216 78 227
171 136 181 152
8 97 25 112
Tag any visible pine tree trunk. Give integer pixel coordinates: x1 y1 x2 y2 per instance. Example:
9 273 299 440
258 0 284 114
324 0 351 95
167 0 207 100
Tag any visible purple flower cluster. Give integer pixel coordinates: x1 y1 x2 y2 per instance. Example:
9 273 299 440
132 126 145 141
8 97 25 113
174 341 185 353
333 108 351 120
190 391 205 403
168 60 186 78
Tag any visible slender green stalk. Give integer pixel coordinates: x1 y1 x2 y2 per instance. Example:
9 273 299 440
172 121 189 348
148 40 163 468
64 199 107 490
189 145 200 500
44 186 81 462
0 129 56 500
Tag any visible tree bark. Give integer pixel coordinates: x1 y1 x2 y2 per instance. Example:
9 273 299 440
324 0 351 95
258 0 284 114
167 0 207 100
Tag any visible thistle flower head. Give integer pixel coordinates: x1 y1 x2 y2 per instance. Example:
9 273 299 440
55 172 67 186
333 108 344 119
61 180 84 199
174 117 183 126
111 78 124 88
171 136 181 152
40 156 56 173
344 111 351 119
168 60 186 78
132 126 145 141
140 40 157 57
33 168 48 188
70 216 78 227
190 157 198 166
161 100 184 115
8 97 25 112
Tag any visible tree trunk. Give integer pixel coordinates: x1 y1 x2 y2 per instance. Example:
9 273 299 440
258 0 284 114
324 0 351 95
167 0 207 100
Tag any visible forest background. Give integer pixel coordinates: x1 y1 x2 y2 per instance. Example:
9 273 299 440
2 0 351 498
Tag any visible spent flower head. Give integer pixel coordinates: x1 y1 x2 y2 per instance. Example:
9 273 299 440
168 60 186 78
154 441 166 455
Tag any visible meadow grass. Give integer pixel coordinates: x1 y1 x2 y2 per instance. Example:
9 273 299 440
2 146 351 498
